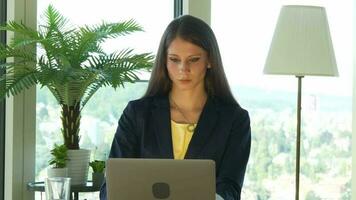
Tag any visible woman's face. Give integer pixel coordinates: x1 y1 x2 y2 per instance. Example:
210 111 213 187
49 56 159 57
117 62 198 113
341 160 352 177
166 37 209 92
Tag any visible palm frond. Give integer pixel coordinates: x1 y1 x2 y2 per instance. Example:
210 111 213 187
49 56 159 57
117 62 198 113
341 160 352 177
87 49 153 70
0 21 42 42
0 65 39 97
36 58 61 85
0 61 18 69
0 44 36 61
43 5 70 33
38 5 79 68
11 36 43 48
69 32 101 67
72 20 143 66
110 19 143 35
82 19 143 40
80 79 108 108
53 80 86 106
79 50 153 106
45 85 62 104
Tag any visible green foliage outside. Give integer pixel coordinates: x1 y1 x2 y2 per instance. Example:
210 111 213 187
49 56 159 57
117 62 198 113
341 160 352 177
236 86 351 199
341 179 351 200
305 191 322 200
36 83 351 199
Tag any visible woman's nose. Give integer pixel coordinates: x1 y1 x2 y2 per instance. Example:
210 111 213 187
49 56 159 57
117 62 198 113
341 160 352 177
178 62 190 73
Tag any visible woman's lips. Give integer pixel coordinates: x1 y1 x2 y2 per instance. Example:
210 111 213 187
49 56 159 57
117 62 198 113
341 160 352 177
178 79 192 84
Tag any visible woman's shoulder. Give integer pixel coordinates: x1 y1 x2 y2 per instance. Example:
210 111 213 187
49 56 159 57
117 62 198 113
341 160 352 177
211 96 249 122
127 95 168 109
211 96 247 112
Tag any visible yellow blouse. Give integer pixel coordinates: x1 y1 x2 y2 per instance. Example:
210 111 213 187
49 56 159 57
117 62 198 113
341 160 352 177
171 120 197 159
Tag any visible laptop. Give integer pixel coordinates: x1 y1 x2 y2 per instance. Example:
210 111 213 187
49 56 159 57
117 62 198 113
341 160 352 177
106 158 215 200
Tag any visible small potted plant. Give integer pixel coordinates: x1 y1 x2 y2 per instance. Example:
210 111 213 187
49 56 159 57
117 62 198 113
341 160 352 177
89 160 106 188
48 143 68 178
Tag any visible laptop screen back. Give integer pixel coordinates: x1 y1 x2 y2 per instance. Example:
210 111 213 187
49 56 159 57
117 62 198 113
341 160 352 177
106 158 215 200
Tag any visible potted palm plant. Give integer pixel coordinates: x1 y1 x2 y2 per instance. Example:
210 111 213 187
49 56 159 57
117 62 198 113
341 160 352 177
48 143 68 178
0 5 153 185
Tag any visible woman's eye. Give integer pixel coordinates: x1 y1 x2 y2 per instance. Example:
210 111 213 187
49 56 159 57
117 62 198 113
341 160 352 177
169 57 180 63
189 57 200 62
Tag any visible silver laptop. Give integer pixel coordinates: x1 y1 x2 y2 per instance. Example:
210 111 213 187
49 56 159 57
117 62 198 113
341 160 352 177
106 158 215 200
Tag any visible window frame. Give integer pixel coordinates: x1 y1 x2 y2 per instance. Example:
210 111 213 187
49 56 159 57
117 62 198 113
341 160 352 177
4 0 36 199
4 0 356 198
0 0 6 198
182 0 211 24
174 0 183 17
352 0 356 197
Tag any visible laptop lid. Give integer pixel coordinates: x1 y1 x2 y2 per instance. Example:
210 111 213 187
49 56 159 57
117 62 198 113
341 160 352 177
106 158 215 200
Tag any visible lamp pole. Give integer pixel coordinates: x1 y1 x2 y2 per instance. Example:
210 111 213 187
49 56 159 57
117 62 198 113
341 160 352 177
263 5 338 199
296 75 303 200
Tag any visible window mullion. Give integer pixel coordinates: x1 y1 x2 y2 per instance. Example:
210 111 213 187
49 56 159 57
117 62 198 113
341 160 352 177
174 0 183 18
0 0 6 198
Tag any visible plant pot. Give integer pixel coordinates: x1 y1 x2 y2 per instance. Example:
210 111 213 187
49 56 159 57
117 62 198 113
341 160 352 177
66 149 91 185
47 167 68 178
92 172 105 188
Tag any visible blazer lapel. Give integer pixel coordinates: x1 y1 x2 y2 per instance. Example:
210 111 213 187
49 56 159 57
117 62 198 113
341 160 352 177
185 97 219 159
151 96 174 158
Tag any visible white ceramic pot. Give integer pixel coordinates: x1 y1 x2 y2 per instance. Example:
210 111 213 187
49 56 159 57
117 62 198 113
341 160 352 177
47 167 68 178
66 149 91 185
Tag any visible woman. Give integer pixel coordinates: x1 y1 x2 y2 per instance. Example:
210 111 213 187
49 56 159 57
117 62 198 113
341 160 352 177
100 15 251 200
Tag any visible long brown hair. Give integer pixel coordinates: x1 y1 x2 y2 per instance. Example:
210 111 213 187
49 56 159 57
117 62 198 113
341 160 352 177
144 15 237 104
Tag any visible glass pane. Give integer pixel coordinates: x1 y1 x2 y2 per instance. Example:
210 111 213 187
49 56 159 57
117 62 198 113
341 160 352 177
36 1 173 199
212 0 352 199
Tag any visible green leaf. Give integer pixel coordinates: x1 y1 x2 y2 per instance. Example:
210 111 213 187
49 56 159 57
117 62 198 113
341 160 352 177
49 143 68 168
89 160 105 173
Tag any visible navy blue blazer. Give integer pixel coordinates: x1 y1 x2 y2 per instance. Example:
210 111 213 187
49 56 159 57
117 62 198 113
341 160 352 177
100 95 251 200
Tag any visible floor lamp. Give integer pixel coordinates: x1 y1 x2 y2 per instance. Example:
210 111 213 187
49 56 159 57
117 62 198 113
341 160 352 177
263 5 338 200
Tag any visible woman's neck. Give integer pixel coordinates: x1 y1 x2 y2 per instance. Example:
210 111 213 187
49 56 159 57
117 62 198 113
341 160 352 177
169 88 207 111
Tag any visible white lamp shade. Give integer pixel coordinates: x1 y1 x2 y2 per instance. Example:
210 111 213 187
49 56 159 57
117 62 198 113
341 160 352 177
264 5 338 76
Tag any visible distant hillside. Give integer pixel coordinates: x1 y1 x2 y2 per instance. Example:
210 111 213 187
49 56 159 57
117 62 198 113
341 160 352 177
231 85 352 113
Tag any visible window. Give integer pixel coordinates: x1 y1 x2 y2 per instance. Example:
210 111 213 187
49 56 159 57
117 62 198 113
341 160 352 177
35 0 174 199
212 0 352 199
